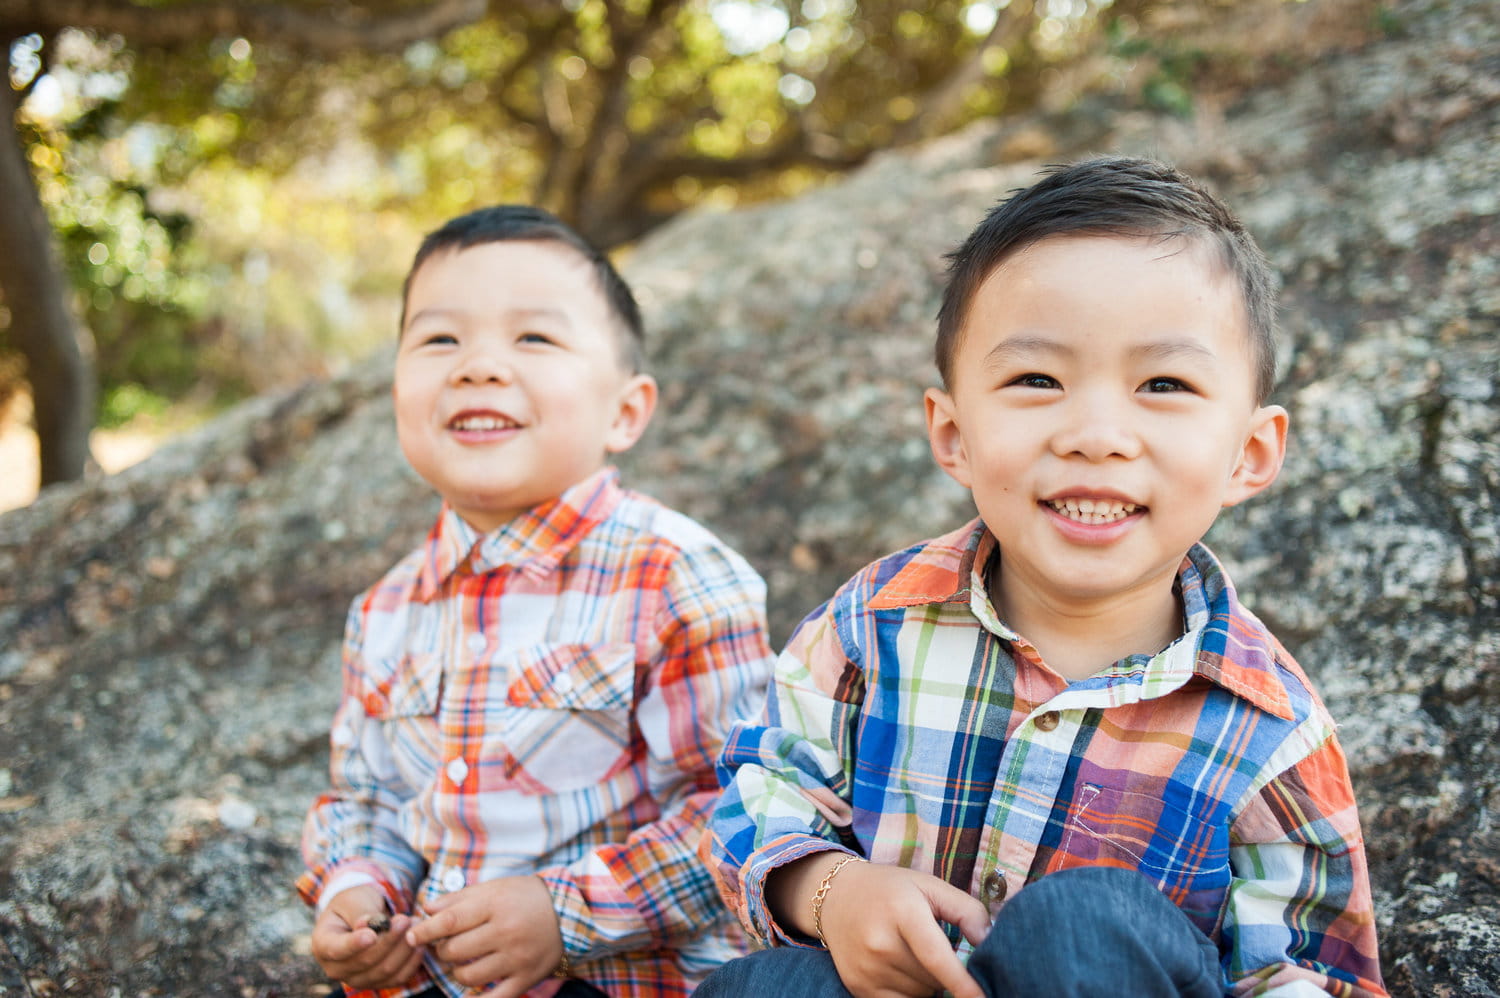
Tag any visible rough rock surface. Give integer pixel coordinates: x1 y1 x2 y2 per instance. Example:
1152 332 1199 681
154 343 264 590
1 0 1496 992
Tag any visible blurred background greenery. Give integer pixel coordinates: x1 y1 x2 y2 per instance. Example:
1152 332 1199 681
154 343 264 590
0 0 1385 506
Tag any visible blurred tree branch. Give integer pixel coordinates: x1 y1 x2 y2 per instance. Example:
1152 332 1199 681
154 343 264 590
0 0 487 53
1 0 488 487
0 78 95 485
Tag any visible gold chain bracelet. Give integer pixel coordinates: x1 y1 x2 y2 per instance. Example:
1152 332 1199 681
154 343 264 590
810 854 863 946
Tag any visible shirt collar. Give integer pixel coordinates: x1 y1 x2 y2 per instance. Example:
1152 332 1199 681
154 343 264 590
866 518 986 611
868 520 1293 718
1175 542 1294 719
415 467 623 599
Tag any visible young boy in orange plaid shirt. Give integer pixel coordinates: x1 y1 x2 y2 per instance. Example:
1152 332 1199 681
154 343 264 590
298 206 772 998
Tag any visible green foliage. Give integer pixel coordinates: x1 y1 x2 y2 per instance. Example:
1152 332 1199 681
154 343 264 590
98 381 170 429
1106 15 1204 118
1372 5 1409 38
12 59 238 411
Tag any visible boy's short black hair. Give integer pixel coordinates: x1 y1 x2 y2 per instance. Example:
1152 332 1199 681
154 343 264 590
400 204 646 373
936 156 1278 403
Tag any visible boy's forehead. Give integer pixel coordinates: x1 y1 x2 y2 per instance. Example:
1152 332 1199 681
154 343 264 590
971 231 1241 313
413 237 593 283
985 229 1217 276
405 240 605 315
959 233 1254 362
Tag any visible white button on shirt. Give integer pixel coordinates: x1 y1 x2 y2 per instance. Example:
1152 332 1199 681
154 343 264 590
446 757 468 785
466 632 487 654
551 671 575 695
441 867 466 892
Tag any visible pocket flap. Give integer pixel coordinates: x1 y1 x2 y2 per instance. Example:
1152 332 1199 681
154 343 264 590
505 642 637 712
360 651 442 718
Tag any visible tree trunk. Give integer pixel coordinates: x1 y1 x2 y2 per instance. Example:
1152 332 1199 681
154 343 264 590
0 80 96 486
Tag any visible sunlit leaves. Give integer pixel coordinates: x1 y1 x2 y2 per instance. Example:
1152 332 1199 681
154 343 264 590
710 0 790 55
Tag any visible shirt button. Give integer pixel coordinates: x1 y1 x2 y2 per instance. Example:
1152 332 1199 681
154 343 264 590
446 756 469 785
551 672 574 695
466 633 486 654
441 867 466 892
981 869 1008 906
1035 710 1060 732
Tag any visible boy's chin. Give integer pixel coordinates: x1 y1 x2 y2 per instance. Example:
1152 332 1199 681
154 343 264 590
445 492 534 533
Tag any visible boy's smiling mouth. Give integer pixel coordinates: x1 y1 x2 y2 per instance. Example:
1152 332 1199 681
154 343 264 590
448 410 522 433
1044 497 1141 525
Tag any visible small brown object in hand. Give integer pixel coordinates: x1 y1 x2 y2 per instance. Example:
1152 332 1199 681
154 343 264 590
368 912 391 934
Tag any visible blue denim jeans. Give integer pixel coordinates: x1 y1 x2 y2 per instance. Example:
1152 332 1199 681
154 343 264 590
692 866 1223 997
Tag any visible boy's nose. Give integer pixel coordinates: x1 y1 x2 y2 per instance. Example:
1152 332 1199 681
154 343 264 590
1051 394 1141 461
452 349 515 385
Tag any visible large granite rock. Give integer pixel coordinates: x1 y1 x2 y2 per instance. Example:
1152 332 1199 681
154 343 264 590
1 0 1495 991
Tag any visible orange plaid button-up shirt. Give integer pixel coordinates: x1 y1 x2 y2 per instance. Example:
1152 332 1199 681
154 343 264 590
300 468 773 997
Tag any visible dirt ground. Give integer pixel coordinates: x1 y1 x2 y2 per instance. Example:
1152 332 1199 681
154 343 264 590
0 393 158 514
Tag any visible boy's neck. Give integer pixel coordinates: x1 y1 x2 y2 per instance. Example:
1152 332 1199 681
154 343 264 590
986 557 1185 682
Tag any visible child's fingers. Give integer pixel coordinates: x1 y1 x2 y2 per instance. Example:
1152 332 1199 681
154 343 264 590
426 925 491 966
390 948 427 989
364 932 424 986
448 951 510 989
405 905 463 948
899 914 982 998
311 917 376 964
336 932 417 989
382 912 415 937
924 878 992 947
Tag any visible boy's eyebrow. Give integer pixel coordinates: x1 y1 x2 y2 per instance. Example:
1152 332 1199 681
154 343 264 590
981 335 1072 367
506 306 574 327
1129 338 1220 365
403 306 458 330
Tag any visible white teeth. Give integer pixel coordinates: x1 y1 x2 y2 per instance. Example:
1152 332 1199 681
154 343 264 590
451 415 518 431
1047 498 1139 524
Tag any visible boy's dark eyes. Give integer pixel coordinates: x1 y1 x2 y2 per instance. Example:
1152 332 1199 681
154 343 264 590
419 332 458 347
1007 373 1060 389
518 331 557 346
999 373 1197 393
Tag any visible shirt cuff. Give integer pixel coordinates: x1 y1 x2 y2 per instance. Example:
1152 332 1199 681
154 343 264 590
741 837 856 948
310 859 404 915
537 865 590 964
316 871 380 915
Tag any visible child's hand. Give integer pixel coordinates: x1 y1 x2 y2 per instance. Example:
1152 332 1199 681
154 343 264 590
787 858 990 998
310 884 425 990
405 874 563 998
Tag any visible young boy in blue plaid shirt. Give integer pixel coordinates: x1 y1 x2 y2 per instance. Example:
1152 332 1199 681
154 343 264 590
698 158 1384 998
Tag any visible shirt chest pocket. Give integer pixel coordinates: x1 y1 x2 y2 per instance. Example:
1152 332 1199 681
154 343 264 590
494 642 639 794
360 652 442 719
355 652 443 791
1056 783 1231 895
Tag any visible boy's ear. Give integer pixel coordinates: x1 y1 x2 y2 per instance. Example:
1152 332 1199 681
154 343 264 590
605 373 658 454
1223 403 1288 507
925 387 974 489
